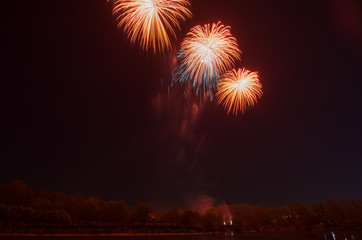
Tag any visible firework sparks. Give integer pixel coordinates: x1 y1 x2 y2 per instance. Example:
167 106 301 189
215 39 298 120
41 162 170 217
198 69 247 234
216 68 262 115
113 0 192 53
174 21 241 99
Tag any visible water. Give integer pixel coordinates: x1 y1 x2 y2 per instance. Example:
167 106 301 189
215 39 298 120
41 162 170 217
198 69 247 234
0 232 360 240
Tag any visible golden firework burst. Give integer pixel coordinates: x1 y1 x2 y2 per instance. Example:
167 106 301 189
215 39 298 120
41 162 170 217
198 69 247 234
113 0 192 53
175 21 241 99
216 68 262 115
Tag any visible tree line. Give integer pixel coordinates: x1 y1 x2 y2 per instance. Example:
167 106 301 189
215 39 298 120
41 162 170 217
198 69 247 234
0 180 361 233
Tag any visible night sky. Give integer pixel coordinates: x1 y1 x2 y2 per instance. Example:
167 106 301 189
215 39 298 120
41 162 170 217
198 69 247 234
1 0 362 210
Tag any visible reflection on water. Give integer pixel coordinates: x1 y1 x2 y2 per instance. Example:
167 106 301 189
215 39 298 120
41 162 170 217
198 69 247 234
322 231 360 240
224 231 234 240
220 231 360 240
324 231 360 240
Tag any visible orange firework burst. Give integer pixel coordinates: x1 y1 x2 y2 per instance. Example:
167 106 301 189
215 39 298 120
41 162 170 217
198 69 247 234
216 68 262 115
175 21 241 99
113 0 192 53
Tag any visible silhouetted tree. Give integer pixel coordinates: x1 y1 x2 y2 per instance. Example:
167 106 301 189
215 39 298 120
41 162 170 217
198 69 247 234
130 202 155 223
287 203 312 227
344 199 362 224
0 204 71 224
203 207 223 232
311 203 328 225
325 200 346 225
0 180 361 233
100 200 130 223
0 181 34 206
182 210 202 226
232 213 243 233
162 207 183 224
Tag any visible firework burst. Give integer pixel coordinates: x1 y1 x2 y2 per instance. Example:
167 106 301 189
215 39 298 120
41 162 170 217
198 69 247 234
174 21 241 99
216 68 262 115
113 0 192 53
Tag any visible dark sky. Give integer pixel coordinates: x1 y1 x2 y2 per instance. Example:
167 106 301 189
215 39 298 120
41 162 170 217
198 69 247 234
1 0 362 210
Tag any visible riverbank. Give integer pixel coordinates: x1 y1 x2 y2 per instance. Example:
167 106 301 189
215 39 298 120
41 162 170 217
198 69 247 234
0 231 361 240
0 232 213 237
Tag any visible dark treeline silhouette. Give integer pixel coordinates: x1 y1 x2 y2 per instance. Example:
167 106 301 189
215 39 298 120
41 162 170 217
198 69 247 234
0 180 361 234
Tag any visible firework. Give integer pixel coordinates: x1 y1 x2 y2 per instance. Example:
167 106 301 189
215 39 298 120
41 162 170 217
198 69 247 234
113 0 192 53
174 21 241 99
216 68 262 115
